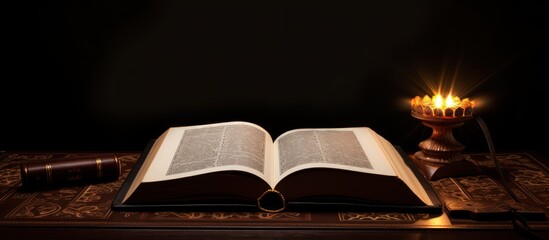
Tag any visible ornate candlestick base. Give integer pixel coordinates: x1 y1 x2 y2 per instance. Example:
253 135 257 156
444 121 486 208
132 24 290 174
411 112 480 180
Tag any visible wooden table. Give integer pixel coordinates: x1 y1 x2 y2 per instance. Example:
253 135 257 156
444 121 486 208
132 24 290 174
1 151 548 240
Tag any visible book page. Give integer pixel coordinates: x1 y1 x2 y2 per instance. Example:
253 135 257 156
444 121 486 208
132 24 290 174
371 132 433 205
123 129 170 202
273 127 396 183
142 121 275 186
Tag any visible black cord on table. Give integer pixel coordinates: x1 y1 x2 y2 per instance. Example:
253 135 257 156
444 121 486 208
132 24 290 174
475 117 544 240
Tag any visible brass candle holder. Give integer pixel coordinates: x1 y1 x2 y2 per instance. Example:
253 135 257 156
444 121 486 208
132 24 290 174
410 95 480 180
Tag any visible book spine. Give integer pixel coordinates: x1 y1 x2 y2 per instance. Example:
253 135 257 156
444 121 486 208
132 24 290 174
20 155 121 190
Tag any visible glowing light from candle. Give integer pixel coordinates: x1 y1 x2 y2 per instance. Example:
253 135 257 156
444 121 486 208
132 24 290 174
411 93 475 118
433 94 459 109
434 95 443 108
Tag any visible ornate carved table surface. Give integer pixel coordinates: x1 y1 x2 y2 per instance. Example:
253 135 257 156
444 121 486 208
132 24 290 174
1 151 548 240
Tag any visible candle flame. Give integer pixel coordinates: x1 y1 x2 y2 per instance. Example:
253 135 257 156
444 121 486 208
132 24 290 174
434 95 443 108
445 95 456 108
432 94 461 109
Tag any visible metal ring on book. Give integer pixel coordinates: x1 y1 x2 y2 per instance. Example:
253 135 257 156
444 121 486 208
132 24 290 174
45 163 53 184
257 189 286 213
95 157 103 178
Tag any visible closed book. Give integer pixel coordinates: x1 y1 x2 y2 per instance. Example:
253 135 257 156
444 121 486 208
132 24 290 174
20 154 121 190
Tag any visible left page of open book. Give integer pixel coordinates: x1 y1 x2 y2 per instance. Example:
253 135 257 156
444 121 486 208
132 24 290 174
120 121 275 203
137 121 275 185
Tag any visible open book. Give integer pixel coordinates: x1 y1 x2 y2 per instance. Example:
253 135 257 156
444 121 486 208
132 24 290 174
112 121 440 212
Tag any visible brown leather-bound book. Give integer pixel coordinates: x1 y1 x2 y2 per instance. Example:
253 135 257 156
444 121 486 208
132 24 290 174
20 154 121 190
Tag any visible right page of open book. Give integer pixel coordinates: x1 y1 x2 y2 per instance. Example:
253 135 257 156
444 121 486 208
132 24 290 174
272 127 395 182
272 127 432 205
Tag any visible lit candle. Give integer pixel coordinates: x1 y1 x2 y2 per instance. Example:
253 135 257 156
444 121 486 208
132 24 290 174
411 94 474 118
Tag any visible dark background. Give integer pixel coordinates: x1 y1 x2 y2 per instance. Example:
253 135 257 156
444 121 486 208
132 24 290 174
2 1 548 157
